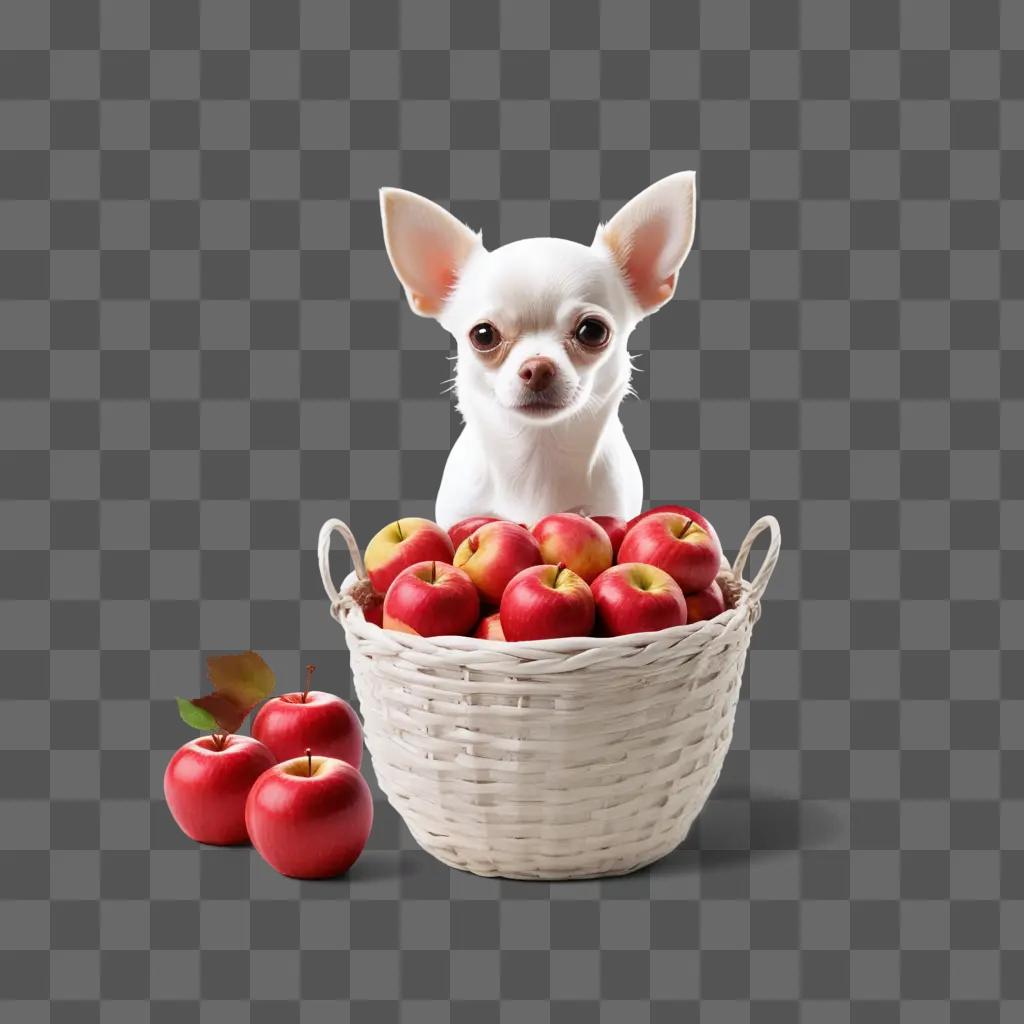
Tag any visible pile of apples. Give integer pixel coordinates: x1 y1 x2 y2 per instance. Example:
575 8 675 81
164 655 372 880
357 505 728 642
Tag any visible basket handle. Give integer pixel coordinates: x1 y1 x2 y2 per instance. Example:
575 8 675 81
318 518 367 610
731 515 781 603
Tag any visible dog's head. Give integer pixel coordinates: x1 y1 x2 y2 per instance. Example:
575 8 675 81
380 173 696 426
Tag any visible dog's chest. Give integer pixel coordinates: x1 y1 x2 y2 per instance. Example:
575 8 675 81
491 450 597 520
438 423 641 525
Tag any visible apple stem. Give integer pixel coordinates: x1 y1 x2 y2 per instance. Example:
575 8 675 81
554 561 566 585
306 748 312 777
430 561 437 583
303 663 316 703
213 731 228 750
395 520 404 541
678 517 693 538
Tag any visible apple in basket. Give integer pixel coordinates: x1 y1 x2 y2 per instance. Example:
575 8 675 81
454 520 542 606
685 580 727 625
626 504 721 549
591 563 688 637
448 515 502 549
500 562 595 641
362 596 384 627
245 750 373 879
531 513 613 584
383 560 480 637
364 517 454 594
590 515 629 559
251 664 363 770
618 511 723 594
474 611 505 640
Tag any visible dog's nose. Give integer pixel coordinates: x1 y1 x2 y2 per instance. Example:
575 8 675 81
518 357 556 392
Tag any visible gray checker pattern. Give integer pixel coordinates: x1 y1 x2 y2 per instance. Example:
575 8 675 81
0 0 1021 1020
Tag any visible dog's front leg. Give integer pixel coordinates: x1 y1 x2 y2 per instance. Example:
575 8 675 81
434 430 494 530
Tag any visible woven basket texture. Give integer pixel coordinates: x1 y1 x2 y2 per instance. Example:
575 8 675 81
318 515 780 880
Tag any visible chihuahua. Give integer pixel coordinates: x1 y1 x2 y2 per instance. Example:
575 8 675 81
378 172 696 529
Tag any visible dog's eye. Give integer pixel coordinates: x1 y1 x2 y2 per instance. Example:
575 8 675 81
470 323 500 350
574 318 609 347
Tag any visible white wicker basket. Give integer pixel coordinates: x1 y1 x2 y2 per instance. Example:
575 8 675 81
317 515 781 881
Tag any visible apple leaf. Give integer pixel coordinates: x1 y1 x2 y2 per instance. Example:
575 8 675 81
206 651 276 709
176 697 220 732
189 693 249 734
176 651 276 735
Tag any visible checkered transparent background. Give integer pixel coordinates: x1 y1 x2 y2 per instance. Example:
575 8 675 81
1 0 1022 1019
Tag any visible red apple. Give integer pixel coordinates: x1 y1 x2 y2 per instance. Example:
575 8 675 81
251 665 363 770
362 600 384 628
618 511 723 593
473 612 505 641
530 513 613 584
626 505 720 549
685 580 727 624
499 562 595 641
590 515 629 559
591 563 688 636
453 520 542 605
349 578 384 628
364 517 454 595
245 752 373 879
448 515 502 549
163 733 276 846
382 560 480 637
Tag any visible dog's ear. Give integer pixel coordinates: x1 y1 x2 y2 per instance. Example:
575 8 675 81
594 171 696 314
379 188 482 317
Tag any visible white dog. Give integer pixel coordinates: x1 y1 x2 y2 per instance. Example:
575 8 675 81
379 172 696 529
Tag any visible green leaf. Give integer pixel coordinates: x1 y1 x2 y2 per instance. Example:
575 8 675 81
190 693 249 734
177 697 220 732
